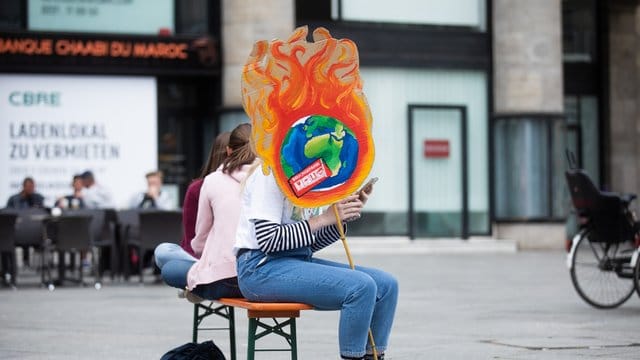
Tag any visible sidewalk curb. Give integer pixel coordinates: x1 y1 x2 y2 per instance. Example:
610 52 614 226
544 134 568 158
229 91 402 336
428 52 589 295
320 237 518 255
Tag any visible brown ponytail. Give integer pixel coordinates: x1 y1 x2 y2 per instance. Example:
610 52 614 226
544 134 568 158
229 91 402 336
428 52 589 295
222 123 256 174
199 131 231 179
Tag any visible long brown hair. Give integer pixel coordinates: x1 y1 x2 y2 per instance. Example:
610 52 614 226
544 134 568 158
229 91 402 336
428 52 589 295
199 131 230 179
222 123 255 174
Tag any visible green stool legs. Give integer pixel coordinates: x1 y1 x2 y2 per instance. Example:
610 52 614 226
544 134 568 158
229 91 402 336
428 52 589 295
193 302 302 360
247 316 298 360
192 303 236 360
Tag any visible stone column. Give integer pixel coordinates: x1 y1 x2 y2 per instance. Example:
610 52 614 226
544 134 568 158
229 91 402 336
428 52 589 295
608 2 640 194
492 0 564 249
493 0 563 114
221 0 295 107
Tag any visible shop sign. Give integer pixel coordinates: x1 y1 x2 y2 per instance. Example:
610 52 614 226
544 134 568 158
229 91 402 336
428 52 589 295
0 74 158 208
0 31 218 75
424 139 450 158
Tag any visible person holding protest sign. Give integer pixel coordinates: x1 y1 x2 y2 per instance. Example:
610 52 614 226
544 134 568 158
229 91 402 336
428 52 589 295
234 168 397 360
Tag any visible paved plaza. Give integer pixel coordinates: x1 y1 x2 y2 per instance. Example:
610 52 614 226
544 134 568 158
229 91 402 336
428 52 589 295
1 243 639 359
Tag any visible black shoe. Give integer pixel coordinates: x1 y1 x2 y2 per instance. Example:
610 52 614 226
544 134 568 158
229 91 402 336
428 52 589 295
364 353 384 360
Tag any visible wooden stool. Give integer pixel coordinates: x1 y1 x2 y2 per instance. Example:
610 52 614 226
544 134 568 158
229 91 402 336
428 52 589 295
193 298 313 360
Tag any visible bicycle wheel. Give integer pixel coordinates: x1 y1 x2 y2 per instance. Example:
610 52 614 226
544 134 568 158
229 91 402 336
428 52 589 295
570 233 635 309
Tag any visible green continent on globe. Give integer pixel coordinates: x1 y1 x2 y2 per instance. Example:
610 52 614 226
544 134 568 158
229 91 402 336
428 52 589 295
304 130 342 174
280 115 356 179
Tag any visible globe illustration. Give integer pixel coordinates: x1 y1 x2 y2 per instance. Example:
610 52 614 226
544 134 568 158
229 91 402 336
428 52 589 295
280 115 359 191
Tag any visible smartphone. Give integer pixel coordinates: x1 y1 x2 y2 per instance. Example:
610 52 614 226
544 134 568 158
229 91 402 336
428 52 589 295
357 177 379 197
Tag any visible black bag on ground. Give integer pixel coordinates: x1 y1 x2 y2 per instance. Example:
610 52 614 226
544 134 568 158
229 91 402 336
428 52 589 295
160 341 226 360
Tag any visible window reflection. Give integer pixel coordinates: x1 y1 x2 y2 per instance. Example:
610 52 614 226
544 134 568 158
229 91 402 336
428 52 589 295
494 116 566 220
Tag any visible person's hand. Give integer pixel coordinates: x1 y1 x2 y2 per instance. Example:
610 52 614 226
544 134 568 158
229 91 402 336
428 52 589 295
331 195 363 223
147 185 160 199
308 195 363 231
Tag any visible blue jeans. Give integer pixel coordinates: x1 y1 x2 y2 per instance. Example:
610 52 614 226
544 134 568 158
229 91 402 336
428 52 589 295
154 243 242 300
236 247 398 358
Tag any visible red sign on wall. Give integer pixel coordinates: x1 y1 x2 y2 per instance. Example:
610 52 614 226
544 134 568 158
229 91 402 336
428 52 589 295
424 139 450 158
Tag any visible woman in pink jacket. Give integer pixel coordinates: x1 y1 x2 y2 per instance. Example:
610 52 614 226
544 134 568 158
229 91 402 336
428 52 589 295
154 123 255 300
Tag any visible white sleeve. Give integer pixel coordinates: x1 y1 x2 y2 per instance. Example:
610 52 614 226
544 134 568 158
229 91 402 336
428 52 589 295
245 171 285 224
156 192 174 210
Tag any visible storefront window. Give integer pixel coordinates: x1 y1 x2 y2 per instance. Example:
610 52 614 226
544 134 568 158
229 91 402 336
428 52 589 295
494 116 566 220
175 0 210 35
219 110 250 133
562 0 597 62
23 0 210 36
561 96 600 226
201 109 249 162
157 80 207 202
332 0 486 30
28 0 175 35
564 96 599 184
0 2 24 30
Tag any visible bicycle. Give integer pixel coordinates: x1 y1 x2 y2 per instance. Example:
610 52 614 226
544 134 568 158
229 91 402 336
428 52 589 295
565 152 640 308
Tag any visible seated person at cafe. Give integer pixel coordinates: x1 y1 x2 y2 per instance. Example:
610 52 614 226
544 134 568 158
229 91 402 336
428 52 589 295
55 174 86 209
129 171 174 210
81 170 114 209
6 177 44 209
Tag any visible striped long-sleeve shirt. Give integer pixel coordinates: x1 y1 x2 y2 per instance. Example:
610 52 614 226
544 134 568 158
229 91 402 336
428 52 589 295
253 219 344 253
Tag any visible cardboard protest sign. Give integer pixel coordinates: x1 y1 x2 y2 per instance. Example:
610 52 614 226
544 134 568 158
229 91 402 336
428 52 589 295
241 26 374 207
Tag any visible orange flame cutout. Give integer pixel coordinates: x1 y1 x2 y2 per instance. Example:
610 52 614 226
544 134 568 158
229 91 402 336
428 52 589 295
242 26 374 207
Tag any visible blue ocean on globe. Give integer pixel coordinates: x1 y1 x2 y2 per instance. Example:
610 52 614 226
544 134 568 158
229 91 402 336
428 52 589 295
280 115 359 191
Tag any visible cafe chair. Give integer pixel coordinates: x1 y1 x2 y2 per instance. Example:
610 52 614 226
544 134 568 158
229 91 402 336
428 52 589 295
11 208 49 270
63 209 118 282
43 215 95 288
0 213 18 286
124 210 182 283
116 209 141 281
1 208 50 284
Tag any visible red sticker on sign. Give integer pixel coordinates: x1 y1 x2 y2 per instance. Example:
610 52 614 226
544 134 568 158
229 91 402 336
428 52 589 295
288 159 330 197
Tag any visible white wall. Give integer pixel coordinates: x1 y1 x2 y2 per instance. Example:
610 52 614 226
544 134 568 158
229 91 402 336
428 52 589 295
360 68 488 216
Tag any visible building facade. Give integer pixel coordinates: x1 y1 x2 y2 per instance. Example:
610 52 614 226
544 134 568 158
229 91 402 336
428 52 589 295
1 0 638 248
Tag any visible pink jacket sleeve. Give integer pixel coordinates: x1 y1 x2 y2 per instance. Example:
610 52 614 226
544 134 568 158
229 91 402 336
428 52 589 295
191 178 214 256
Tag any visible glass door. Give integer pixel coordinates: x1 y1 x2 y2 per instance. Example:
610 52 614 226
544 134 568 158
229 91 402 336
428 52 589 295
408 105 468 238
